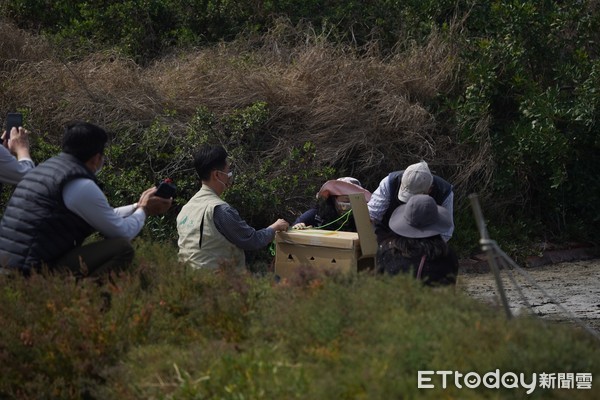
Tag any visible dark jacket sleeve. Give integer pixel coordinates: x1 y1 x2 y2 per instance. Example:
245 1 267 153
293 208 318 226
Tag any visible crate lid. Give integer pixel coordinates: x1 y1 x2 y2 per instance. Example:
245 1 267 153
348 193 378 257
276 230 359 249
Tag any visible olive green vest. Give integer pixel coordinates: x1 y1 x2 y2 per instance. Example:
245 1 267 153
176 186 245 270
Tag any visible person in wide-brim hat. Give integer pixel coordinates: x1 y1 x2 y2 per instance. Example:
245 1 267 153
316 178 372 202
388 193 452 238
377 194 458 285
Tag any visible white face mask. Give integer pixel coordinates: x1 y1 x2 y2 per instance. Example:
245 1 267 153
334 195 352 213
336 201 352 212
216 170 233 189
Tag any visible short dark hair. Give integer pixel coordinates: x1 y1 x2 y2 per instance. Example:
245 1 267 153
62 122 108 162
193 145 228 180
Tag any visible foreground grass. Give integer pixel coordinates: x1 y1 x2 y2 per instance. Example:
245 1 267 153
0 241 598 399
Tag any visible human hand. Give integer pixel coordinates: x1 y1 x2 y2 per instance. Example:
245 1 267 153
137 187 172 216
292 222 311 230
6 128 31 158
144 195 173 216
137 187 157 207
270 218 289 232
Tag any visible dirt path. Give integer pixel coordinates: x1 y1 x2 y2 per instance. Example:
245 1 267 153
457 258 600 334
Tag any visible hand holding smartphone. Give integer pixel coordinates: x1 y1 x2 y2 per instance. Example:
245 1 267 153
5 113 23 141
155 178 176 199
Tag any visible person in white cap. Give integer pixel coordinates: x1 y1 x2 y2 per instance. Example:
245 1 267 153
376 194 458 285
368 161 454 242
292 177 371 232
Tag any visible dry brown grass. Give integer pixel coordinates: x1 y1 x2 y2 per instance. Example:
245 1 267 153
0 19 494 207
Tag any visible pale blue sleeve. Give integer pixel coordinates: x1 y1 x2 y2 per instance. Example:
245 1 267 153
367 176 391 222
63 179 146 240
0 146 34 185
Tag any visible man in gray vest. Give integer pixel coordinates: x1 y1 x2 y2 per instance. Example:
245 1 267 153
0 122 172 277
177 145 289 269
368 160 454 242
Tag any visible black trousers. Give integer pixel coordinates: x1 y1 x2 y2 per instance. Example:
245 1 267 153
53 238 135 278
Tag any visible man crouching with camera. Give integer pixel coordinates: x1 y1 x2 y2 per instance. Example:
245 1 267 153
0 122 172 279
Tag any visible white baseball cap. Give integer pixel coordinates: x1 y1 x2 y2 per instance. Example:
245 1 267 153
398 161 433 203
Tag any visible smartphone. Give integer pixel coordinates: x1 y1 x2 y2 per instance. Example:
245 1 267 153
5 113 23 140
155 179 176 199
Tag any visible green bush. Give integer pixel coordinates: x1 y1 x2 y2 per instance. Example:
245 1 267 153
453 0 600 240
2 0 251 63
2 243 598 399
1 0 474 63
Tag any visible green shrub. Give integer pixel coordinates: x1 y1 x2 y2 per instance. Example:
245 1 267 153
453 0 600 241
1 0 476 63
0 273 133 398
1 241 598 399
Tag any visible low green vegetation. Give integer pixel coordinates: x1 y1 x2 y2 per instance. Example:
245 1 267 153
0 241 597 399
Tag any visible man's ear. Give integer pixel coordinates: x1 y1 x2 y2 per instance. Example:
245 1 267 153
93 153 103 165
85 153 102 170
209 169 218 181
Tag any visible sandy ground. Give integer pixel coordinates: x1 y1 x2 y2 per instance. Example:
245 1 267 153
457 258 600 335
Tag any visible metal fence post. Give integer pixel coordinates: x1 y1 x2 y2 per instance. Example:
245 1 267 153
469 194 512 319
